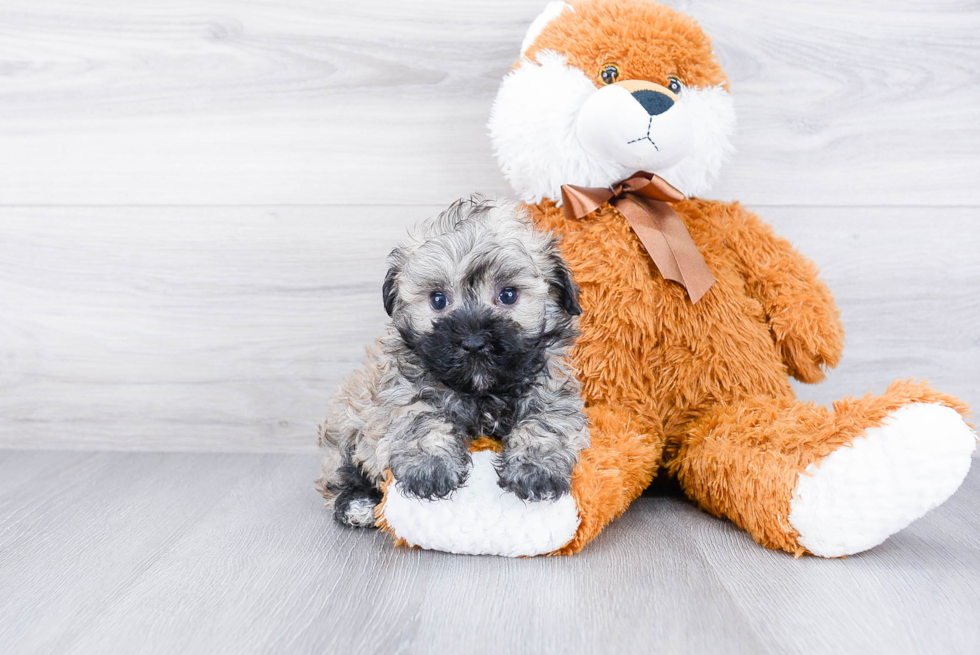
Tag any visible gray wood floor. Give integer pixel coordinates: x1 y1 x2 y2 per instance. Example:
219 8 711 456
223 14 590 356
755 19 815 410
1 449 978 655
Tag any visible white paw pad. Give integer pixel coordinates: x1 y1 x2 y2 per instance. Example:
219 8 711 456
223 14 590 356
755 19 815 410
381 451 580 557
789 403 976 557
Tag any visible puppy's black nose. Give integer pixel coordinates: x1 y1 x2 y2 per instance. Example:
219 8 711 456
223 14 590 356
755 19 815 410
632 90 674 116
460 335 487 353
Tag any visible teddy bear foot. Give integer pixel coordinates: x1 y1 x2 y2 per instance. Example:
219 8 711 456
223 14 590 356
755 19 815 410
380 450 580 557
788 403 976 557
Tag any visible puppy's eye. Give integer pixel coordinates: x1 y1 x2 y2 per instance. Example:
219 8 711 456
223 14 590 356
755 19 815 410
599 63 620 85
498 287 519 306
667 77 683 94
430 291 449 311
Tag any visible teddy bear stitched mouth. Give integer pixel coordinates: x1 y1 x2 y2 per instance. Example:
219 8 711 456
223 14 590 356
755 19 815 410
626 116 659 150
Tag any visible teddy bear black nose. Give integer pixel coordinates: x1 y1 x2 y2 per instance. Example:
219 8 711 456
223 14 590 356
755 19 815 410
631 90 674 116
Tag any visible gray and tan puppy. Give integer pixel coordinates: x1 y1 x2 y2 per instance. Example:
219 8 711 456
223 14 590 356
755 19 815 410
317 196 589 528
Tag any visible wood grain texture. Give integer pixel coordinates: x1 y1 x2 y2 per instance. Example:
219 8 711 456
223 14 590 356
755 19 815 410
0 451 977 654
0 0 977 205
1 204 976 453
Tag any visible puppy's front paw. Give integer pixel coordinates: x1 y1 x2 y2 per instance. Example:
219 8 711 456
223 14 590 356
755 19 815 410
333 492 379 528
392 453 470 500
496 459 571 502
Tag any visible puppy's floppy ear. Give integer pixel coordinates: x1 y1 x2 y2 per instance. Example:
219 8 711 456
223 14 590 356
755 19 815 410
382 268 398 317
546 241 581 316
382 248 404 317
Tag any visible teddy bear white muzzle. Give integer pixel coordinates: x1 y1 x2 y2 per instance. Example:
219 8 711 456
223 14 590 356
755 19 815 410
576 82 695 174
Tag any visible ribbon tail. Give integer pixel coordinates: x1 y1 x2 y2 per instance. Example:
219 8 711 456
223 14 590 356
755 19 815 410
618 196 715 304
560 185 614 222
619 204 684 282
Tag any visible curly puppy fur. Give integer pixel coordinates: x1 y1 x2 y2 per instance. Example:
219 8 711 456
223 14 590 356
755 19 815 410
317 196 589 527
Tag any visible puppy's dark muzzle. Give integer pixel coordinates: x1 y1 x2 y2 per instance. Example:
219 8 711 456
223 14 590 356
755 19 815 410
414 305 554 395
460 335 488 354
425 307 511 362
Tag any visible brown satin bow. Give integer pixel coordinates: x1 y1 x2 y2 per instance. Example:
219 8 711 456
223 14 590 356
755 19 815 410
560 172 715 303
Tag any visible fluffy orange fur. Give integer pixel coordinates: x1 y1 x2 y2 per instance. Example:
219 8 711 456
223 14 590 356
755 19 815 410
526 0 728 90
533 197 968 556
517 0 969 556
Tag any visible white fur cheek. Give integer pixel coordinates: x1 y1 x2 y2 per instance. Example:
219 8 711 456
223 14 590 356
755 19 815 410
488 51 630 204
576 85 694 172
657 85 736 198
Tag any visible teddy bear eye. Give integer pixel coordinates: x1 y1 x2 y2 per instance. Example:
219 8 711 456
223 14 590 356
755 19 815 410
667 77 683 94
599 63 620 85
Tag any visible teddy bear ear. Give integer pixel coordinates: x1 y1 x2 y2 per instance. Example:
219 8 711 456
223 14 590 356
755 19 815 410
520 2 573 55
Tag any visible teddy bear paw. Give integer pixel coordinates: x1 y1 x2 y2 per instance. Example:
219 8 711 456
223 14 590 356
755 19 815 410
382 451 580 556
788 403 976 557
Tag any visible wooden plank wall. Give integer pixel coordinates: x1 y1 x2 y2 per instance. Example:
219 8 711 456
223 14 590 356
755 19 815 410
1 0 977 452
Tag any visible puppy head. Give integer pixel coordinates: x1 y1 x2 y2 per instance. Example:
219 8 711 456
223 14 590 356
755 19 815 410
384 196 580 394
488 0 736 203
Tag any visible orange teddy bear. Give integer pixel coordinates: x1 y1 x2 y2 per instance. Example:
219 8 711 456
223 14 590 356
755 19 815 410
376 0 976 557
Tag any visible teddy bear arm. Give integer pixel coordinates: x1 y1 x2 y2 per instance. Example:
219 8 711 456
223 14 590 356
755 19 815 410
553 404 666 554
725 205 844 383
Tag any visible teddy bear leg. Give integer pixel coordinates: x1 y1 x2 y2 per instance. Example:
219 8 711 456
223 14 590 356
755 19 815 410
552 404 666 554
673 381 976 557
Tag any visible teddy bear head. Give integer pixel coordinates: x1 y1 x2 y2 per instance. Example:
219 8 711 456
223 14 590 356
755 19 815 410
489 0 736 204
